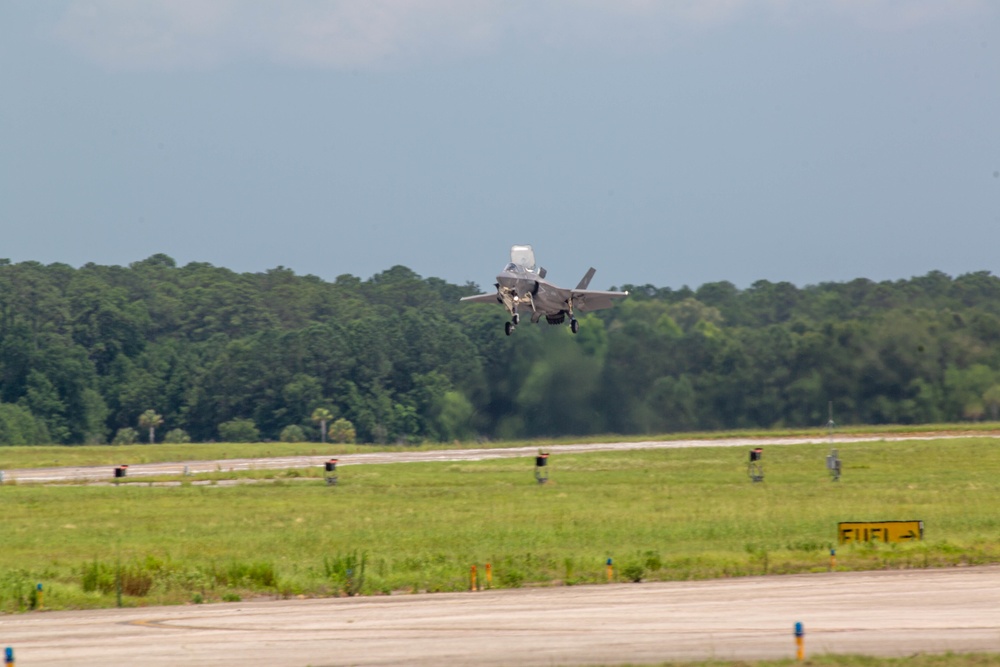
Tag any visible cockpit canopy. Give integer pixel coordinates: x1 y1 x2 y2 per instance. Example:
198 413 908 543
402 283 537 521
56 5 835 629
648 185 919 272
509 244 537 272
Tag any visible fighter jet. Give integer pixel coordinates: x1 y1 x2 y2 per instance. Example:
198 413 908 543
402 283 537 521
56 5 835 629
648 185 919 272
461 245 628 336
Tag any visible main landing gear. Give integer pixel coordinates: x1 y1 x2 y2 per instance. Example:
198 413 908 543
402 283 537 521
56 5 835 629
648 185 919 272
506 317 578 335
505 311 520 336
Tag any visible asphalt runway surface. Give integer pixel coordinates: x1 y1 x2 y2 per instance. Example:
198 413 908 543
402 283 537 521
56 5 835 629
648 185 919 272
2 566 999 666
6 432 998 484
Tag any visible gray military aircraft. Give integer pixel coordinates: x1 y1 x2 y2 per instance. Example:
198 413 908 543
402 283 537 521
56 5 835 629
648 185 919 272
461 244 628 335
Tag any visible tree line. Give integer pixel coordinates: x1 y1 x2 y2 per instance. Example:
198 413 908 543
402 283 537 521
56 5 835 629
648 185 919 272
1 254 999 445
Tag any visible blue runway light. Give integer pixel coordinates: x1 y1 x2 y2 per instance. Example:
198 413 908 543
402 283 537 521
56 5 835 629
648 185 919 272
794 621 805 660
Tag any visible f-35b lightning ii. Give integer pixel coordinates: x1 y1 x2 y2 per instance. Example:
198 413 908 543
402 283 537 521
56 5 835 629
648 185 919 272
461 245 628 336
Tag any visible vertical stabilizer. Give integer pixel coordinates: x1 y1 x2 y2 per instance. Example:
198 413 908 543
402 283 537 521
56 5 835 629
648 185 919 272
576 267 596 290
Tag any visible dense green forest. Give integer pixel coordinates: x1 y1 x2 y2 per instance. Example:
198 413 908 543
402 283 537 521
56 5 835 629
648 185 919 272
2 254 1000 445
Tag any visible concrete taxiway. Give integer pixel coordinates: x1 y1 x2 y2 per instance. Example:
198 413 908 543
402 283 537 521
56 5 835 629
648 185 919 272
1 566 998 665
5 432 998 484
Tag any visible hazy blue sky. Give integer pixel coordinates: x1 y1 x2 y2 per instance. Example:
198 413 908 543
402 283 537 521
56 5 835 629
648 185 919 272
2 1 998 291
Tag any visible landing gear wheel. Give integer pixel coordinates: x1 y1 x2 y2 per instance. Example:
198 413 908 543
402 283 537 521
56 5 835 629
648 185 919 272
570 318 579 334
512 313 520 325
505 321 514 336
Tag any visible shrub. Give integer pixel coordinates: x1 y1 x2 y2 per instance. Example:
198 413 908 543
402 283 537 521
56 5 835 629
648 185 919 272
324 552 366 596
81 560 153 596
120 566 154 596
497 568 525 588
81 560 113 593
222 560 276 588
163 428 191 444
218 419 260 443
112 427 139 445
621 563 645 583
0 570 33 612
280 425 306 443
329 418 356 444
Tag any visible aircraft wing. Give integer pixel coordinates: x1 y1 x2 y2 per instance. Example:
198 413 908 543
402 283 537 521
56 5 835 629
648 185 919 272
460 293 501 304
570 289 628 312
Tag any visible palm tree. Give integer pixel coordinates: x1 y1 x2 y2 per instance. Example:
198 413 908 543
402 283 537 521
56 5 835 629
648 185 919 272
311 407 334 444
138 410 164 444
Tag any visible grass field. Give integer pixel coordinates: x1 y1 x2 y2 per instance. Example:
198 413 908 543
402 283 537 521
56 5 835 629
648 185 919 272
2 434 1000 615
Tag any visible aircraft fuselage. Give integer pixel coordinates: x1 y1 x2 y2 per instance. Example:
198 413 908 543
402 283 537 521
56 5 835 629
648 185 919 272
460 245 627 335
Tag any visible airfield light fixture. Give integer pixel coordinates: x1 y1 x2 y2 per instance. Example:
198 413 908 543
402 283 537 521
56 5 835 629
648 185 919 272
748 448 764 483
325 459 339 486
535 451 549 484
826 449 842 481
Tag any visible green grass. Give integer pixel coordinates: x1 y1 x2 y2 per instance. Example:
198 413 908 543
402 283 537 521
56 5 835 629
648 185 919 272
2 436 1000 613
1 421 998 471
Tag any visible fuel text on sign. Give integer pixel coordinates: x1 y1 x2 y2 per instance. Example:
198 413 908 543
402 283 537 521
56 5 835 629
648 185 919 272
838 520 923 544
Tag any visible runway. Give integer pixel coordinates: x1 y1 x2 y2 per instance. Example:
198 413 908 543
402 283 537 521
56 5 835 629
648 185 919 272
2 566 999 666
5 432 998 484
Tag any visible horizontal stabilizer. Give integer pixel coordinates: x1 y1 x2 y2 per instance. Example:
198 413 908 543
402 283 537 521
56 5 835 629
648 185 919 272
460 293 501 304
576 267 596 291
571 289 628 312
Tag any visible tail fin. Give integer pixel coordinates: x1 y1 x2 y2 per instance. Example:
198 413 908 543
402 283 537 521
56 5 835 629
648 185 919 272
576 268 596 290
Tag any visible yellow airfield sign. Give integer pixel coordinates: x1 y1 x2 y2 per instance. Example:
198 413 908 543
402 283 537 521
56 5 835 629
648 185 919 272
838 520 923 544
